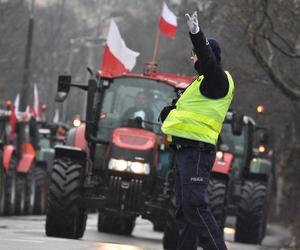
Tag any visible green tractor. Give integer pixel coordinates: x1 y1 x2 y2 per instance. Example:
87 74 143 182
220 111 273 244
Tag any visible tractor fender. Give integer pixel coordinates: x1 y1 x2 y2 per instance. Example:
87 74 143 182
65 124 88 152
248 158 272 180
3 145 15 172
17 143 37 173
17 153 35 173
54 145 87 164
212 152 233 176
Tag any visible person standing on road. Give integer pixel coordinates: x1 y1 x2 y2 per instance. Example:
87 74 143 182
160 11 235 250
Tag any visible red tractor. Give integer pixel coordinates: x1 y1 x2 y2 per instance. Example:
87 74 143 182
45 65 234 245
0 108 50 215
0 109 18 215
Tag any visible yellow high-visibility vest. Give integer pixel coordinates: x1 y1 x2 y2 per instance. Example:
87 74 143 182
162 71 234 145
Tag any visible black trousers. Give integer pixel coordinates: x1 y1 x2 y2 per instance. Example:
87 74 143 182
174 147 227 250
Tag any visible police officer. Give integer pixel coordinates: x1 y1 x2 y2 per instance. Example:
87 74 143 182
160 11 234 250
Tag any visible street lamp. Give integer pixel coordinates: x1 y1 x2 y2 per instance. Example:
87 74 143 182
256 105 265 114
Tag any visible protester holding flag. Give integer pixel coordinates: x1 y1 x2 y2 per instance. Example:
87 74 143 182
161 11 234 250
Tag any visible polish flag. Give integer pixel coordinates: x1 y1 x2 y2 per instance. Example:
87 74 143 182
100 19 140 76
9 94 20 141
160 2 177 38
22 105 31 121
33 83 40 121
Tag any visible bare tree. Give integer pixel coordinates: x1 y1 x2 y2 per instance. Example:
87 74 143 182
228 0 300 244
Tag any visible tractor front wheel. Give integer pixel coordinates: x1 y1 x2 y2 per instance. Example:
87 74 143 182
235 181 268 244
208 178 228 231
97 211 136 235
33 167 47 214
15 174 26 215
4 156 17 215
45 157 87 239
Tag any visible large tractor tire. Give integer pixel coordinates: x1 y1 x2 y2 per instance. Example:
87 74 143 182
0 166 6 215
235 181 268 244
25 169 36 214
153 219 166 232
33 167 47 214
15 174 26 215
208 178 228 231
97 211 135 235
45 157 87 239
4 156 17 215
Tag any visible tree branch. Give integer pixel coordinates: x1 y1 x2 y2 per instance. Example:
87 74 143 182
249 39 300 99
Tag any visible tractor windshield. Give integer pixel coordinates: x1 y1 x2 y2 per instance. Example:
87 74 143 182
96 77 177 141
220 122 252 174
0 118 5 139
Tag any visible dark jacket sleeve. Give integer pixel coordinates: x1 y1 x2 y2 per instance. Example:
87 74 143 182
189 31 229 99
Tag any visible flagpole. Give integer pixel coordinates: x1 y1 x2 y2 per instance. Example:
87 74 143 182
151 24 161 66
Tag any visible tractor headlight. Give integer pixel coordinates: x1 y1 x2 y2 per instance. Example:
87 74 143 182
130 162 150 175
108 158 150 175
216 151 224 159
258 145 266 153
108 159 128 172
114 159 128 171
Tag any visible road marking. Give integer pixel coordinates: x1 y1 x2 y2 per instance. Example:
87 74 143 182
0 238 44 243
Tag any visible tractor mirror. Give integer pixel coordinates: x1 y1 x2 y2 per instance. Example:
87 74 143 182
231 112 244 136
55 75 71 102
85 79 97 141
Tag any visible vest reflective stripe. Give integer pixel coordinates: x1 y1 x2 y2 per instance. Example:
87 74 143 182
163 120 219 140
168 109 222 133
162 71 234 145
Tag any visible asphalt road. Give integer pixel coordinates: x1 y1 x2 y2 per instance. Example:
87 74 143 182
0 214 291 250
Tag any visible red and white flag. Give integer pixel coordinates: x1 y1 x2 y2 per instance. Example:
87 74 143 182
9 94 20 141
33 83 40 121
160 2 177 38
22 105 32 122
100 19 140 76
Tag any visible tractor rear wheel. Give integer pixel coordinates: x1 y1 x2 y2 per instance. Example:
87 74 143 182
4 156 17 215
235 181 268 244
0 166 7 215
45 158 87 239
97 211 135 235
15 174 26 215
33 167 47 214
208 178 228 231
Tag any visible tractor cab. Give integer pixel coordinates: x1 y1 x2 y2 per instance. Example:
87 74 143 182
93 74 185 176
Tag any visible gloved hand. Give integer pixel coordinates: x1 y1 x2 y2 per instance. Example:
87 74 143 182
185 11 200 34
159 105 176 123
